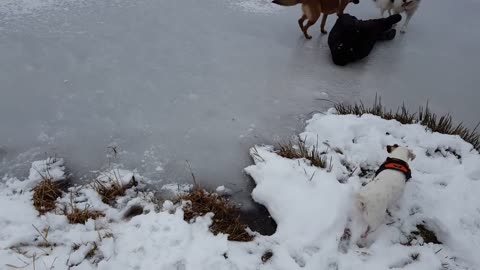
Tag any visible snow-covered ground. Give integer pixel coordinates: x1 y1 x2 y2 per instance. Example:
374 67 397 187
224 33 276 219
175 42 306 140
1 111 479 269
1 0 480 202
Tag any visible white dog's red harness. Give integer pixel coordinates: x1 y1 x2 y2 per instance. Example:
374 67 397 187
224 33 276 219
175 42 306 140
374 157 412 181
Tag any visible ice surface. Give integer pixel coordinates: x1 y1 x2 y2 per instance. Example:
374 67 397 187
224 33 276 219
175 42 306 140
1 0 479 206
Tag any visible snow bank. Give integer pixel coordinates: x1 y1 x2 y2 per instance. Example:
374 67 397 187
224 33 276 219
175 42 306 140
246 112 480 269
0 161 263 270
1 111 479 269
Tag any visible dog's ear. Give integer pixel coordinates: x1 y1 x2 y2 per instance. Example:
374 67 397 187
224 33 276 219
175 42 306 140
386 144 399 153
408 149 416 160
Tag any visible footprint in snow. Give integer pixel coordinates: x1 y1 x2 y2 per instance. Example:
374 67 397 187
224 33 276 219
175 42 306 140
291 254 306 268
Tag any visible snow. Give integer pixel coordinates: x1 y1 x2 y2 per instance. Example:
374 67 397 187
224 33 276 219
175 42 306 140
29 157 66 183
246 111 480 269
1 111 479 269
230 0 283 14
160 183 193 197
215 185 232 196
1 0 479 200
96 168 134 186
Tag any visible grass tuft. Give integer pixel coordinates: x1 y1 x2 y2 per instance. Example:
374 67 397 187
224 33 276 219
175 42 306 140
277 136 327 168
64 206 104 224
92 176 137 205
33 179 63 214
333 96 480 151
181 189 253 242
63 193 104 224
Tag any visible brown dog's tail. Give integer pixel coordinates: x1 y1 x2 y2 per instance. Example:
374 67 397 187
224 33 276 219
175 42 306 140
272 0 302 6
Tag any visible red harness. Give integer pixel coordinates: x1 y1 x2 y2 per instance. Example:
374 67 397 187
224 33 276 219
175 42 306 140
374 157 412 181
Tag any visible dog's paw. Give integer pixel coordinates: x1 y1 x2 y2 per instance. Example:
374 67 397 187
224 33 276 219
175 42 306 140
321 30 328 34
356 237 368 248
338 228 352 253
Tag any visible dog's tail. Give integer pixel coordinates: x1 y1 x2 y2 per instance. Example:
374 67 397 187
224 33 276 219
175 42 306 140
272 0 302 6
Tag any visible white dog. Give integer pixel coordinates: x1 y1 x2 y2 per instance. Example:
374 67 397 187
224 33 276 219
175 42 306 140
372 0 421 33
356 144 416 245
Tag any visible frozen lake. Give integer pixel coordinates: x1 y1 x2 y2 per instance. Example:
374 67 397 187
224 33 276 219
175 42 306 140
1 0 479 206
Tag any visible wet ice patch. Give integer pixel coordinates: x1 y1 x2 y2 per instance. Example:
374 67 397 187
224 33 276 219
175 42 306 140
229 0 283 14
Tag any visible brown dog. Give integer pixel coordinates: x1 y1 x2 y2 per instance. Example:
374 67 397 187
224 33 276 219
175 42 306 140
273 0 360 39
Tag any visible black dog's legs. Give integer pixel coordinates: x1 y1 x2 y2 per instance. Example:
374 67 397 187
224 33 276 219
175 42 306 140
377 29 397 41
358 14 402 41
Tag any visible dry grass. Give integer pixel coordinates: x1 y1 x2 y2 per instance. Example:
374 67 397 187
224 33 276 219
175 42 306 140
64 205 104 224
333 96 480 151
92 176 137 205
62 193 104 224
85 242 98 259
33 179 63 214
277 136 327 168
181 189 253 242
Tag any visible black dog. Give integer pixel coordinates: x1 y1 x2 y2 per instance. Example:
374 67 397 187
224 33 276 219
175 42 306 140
328 14 402 66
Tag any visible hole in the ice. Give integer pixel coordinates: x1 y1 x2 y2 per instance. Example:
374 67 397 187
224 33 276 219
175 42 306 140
239 202 277 236
241 176 278 236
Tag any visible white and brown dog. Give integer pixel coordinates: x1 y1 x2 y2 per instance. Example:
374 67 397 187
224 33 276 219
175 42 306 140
356 144 415 246
372 0 421 33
